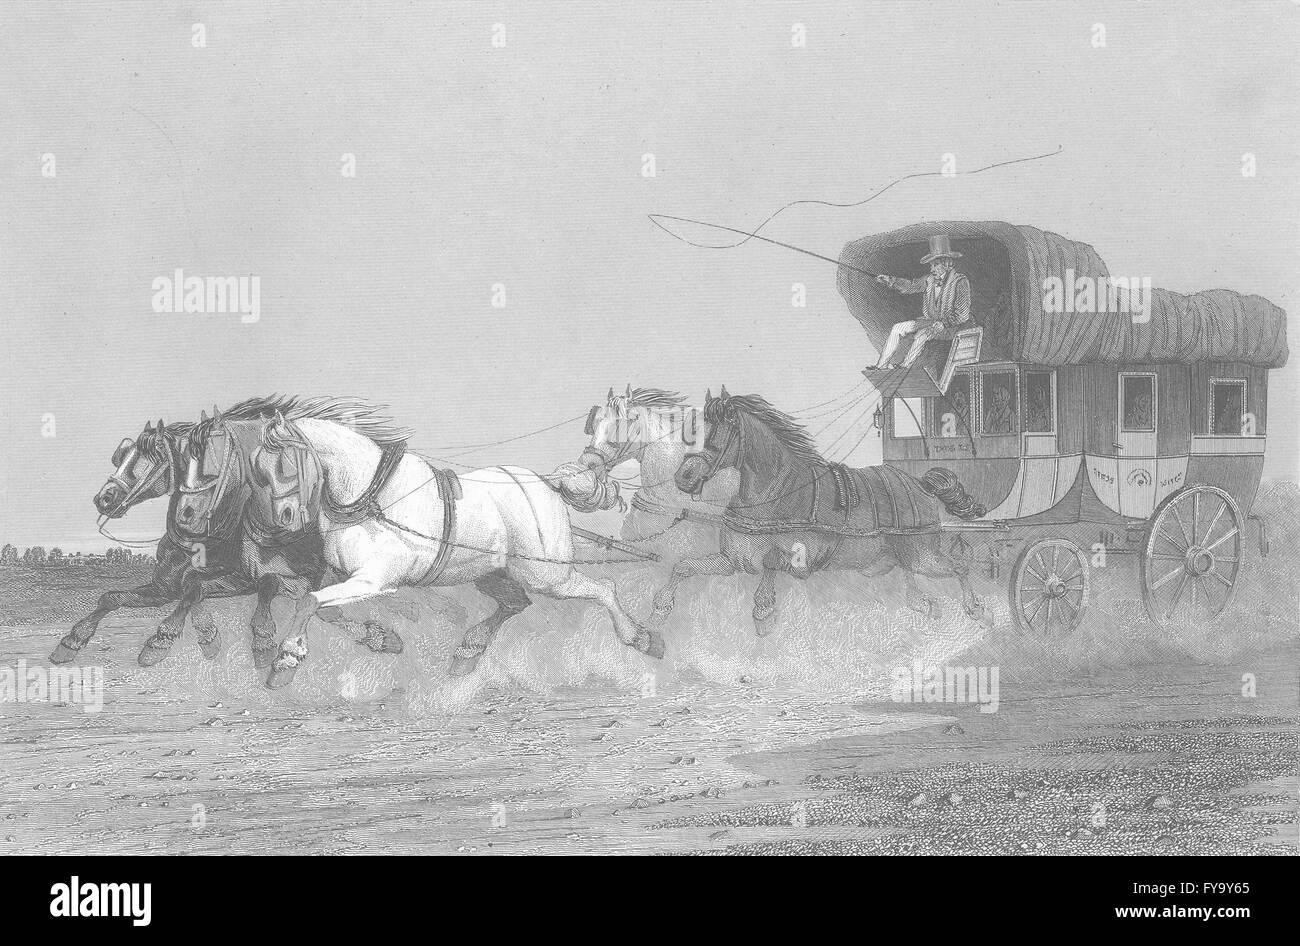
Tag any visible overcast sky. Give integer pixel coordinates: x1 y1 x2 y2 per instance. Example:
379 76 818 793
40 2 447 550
2 1 1297 550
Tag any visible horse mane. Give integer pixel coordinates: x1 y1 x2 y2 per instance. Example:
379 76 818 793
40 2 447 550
706 393 823 464
624 387 689 411
189 394 411 453
137 421 194 462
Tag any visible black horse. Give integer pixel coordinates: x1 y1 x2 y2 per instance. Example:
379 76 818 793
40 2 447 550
651 388 988 633
51 415 262 666
52 401 400 672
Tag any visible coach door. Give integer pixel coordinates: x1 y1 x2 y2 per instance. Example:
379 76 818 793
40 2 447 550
1116 372 1158 517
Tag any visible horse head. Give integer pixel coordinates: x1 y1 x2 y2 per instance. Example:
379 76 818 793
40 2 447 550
675 386 741 495
247 411 321 536
95 417 186 518
176 407 255 538
579 384 644 472
581 384 702 474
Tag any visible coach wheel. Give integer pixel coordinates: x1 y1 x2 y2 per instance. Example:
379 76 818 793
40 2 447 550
1010 538 1090 636
1140 486 1242 625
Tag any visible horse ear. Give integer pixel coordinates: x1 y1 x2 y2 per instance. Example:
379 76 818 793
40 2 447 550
625 383 631 398
199 409 209 423
720 385 729 399
144 420 154 433
250 448 270 486
607 386 614 401
705 388 712 403
212 404 221 421
157 417 165 431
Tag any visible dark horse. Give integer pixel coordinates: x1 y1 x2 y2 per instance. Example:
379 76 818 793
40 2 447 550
651 388 987 632
51 415 263 666
52 401 400 672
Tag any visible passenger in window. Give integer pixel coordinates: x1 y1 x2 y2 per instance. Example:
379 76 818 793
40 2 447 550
984 385 1015 434
1124 389 1153 429
1024 379 1055 434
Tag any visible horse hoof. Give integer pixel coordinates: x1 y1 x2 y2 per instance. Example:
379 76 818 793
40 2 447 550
359 622 404 655
198 635 221 660
752 602 775 623
639 630 666 660
137 641 173 668
447 653 482 677
252 646 277 670
49 642 80 665
266 665 297 689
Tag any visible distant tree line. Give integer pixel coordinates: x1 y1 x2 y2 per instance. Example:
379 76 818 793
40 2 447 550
0 543 154 567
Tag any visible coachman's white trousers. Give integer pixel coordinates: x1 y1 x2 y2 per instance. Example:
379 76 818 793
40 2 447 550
875 319 944 368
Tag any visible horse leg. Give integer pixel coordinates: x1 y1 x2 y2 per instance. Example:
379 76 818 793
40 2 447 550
891 535 983 620
311 601 405 656
267 572 388 689
187 572 258 660
752 567 778 626
138 571 208 666
191 603 221 659
651 553 735 622
751 544 789 632
901 570 938 618
250 575 286 670
530 567 664 659
447 571 532 677
50 580 178 664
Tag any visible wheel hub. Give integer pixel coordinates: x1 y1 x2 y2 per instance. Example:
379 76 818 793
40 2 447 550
1185 547 1214 577
1045 577 1068 599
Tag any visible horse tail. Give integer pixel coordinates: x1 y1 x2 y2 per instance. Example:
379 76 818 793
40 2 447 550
541 462 626 513
919 467 986 520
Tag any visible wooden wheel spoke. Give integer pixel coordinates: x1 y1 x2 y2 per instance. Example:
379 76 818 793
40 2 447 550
1150 564 1185 590
1199 499 1227 548
1169 503 1192 548
1157 528 1187 553
1024 593 1049 626
1163 571 1189 620
1206 527 1239 553
1206 569 1233 588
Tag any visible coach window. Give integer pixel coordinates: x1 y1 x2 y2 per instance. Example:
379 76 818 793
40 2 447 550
979 371 1018 435
1120 374 1156 431
892 397 925 439
1209 379 1247 436
932 373 972 438
1023 371 1055 433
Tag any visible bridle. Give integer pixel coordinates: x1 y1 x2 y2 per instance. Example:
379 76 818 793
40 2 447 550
581 402 642 471
246 431 324 542
177 426 244 539
686 407 742 490
101 438 174 518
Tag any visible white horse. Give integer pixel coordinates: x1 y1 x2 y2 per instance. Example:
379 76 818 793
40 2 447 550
258 398 663 688
577 386 738 560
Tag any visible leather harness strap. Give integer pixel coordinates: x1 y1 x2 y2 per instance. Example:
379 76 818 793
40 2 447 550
413 466 460 584
323 440 409 525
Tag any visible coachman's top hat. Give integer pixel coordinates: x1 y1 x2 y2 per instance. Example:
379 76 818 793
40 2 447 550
920 234 962 263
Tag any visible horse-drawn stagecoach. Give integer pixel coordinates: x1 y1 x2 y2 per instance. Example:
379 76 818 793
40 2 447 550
841 221 1289 633
61 220 1291 685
